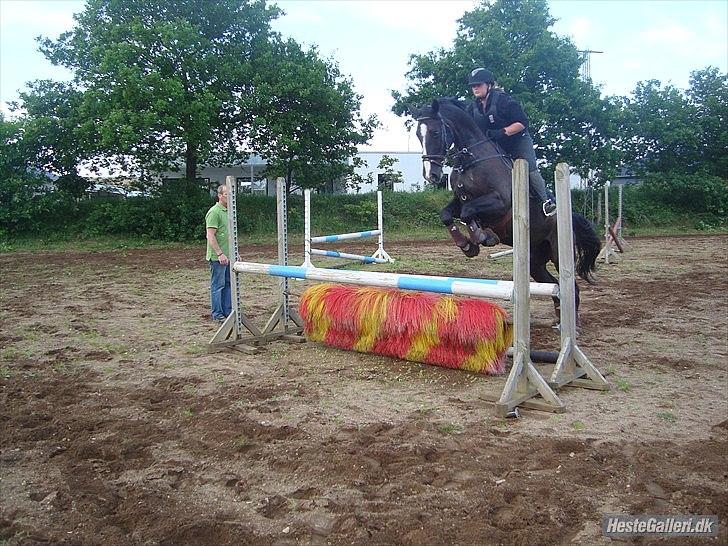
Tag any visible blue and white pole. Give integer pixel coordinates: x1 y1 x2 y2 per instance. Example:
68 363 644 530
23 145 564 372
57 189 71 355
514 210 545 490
232 261 558 301
302 189 394 267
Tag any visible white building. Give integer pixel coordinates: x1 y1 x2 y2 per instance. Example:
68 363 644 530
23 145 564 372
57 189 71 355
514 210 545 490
349 151 449 193
161 152 445 195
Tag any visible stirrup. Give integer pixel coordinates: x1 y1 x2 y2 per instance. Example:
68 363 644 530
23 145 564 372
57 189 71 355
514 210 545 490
542 200 557 217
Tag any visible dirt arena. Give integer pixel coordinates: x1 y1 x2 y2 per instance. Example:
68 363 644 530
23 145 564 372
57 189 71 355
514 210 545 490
1 234 726 545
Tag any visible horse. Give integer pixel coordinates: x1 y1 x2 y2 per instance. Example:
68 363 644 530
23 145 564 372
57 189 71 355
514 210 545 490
411 98 602 321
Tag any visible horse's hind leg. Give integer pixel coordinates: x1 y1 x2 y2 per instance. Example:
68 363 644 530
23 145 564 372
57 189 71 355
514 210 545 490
530 243 561 324
545 247 582 328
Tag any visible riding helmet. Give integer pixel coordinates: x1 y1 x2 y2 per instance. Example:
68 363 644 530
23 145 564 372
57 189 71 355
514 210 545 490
468 68 495 86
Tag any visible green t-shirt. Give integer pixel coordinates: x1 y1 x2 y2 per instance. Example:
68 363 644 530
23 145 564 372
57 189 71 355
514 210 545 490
205 202 229 261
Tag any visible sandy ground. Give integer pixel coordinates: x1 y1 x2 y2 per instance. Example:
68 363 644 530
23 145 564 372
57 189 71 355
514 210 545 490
1 234 726 545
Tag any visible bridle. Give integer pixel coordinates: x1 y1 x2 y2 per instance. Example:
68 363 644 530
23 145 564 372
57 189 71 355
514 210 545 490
417 114 509 175
417 115 451 170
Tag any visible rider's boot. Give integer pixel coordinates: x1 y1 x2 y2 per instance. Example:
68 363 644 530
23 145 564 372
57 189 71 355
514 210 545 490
529 169 557 217
447 224 480 258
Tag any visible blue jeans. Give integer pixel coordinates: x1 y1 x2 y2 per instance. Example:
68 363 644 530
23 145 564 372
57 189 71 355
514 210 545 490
209 261 232 320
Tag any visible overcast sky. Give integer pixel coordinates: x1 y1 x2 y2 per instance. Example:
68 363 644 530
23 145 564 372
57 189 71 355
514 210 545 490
1 0 726 151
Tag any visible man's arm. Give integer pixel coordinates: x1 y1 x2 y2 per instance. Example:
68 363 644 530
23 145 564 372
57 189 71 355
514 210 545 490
206 227 229 265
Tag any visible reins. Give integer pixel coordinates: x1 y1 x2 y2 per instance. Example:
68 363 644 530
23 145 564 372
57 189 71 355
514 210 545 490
416 114 511 175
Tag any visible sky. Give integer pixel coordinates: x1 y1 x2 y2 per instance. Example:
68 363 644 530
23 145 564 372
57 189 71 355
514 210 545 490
1 0 726 152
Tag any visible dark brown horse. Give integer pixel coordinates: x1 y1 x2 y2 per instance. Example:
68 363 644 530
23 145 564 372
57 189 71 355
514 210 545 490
412 98 601 319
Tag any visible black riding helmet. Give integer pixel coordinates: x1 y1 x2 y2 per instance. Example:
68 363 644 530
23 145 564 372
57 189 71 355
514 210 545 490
468 68 495 86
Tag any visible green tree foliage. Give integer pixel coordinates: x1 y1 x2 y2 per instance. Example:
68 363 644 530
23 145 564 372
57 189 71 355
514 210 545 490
37 0 282 192
619 67 727 178
617 80 701 175
391 0 619 182
687 67 727 177
376 155 404 191
10 80 93 197
0 114 71 237
247 39 377 193
34 0 375 196
345 156 374 193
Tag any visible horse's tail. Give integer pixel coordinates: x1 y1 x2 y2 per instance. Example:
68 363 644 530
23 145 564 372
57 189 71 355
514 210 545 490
571 213 601 284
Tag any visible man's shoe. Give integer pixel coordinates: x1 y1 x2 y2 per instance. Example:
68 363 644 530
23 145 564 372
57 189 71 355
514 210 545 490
542 199 557 217
212 315 226 323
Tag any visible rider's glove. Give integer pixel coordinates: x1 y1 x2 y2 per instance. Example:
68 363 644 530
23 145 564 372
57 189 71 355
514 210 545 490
485 128 507 141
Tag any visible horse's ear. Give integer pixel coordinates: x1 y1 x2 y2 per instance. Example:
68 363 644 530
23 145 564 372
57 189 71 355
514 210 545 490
431 99 439 114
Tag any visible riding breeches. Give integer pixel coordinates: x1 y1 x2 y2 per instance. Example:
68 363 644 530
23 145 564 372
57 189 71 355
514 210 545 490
502 132 552 203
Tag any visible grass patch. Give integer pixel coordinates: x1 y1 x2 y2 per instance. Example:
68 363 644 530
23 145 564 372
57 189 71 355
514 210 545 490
656 411 677 423
437 423 463 435
233 435 249 449
615 378 630 392
571 420 587 431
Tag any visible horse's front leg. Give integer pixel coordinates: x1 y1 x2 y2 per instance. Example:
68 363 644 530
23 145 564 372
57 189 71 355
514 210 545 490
441 199 480 258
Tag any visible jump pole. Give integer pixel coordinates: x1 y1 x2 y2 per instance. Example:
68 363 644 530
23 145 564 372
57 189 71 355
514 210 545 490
489 249 513 259
302 189 393 267
209 176 304 353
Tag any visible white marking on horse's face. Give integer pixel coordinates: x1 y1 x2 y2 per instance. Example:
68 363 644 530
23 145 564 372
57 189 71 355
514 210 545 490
419 123 432 180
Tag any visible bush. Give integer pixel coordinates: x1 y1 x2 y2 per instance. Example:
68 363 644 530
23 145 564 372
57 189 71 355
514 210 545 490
1 178 726 244
641 171 727 217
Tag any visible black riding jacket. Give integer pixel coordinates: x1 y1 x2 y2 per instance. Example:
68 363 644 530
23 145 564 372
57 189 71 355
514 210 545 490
465 90 529 153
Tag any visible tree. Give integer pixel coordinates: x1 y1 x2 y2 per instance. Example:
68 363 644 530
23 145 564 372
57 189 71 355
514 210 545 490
38 0 282 193
617 80 703 176
0 114 56 236
10 80 94 198
247 39 377 194
346 156 374 194
376 155 404 191
392 0 619 183
687 67 727 177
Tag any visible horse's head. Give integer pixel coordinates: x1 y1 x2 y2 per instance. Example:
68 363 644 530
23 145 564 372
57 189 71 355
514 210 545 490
411 99 453 184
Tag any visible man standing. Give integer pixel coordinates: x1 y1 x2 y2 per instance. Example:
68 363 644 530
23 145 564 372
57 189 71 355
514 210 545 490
466 68 556 216
205 185 232 322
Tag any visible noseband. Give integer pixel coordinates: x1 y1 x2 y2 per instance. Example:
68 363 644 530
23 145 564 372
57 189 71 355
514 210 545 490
417 115 451 167
417 115 507 174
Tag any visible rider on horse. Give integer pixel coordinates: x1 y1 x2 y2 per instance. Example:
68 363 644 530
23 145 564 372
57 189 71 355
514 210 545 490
465 68 557 218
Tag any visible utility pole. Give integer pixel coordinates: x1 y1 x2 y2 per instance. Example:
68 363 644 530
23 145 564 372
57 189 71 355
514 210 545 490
578 49 603 81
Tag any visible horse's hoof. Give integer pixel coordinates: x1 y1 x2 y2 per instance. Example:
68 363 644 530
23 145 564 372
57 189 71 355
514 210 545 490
461 243 480 258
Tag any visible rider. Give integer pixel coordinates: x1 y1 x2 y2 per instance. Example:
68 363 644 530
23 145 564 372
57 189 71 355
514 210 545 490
466 68 557 217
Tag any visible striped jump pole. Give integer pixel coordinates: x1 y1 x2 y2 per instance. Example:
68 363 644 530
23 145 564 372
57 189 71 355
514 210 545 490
310 249 389 265
302 189 393 267
232 262 558 301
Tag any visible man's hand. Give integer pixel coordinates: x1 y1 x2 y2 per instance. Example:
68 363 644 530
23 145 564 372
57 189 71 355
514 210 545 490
218 253 230 266
485 128 507 141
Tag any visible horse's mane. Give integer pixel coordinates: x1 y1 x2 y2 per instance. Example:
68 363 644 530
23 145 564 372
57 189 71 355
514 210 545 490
435 97 482 135
438 96 468 112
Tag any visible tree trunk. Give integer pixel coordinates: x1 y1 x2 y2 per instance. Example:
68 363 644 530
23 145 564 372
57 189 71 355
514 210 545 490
286 165 293 196
184 142 198 195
